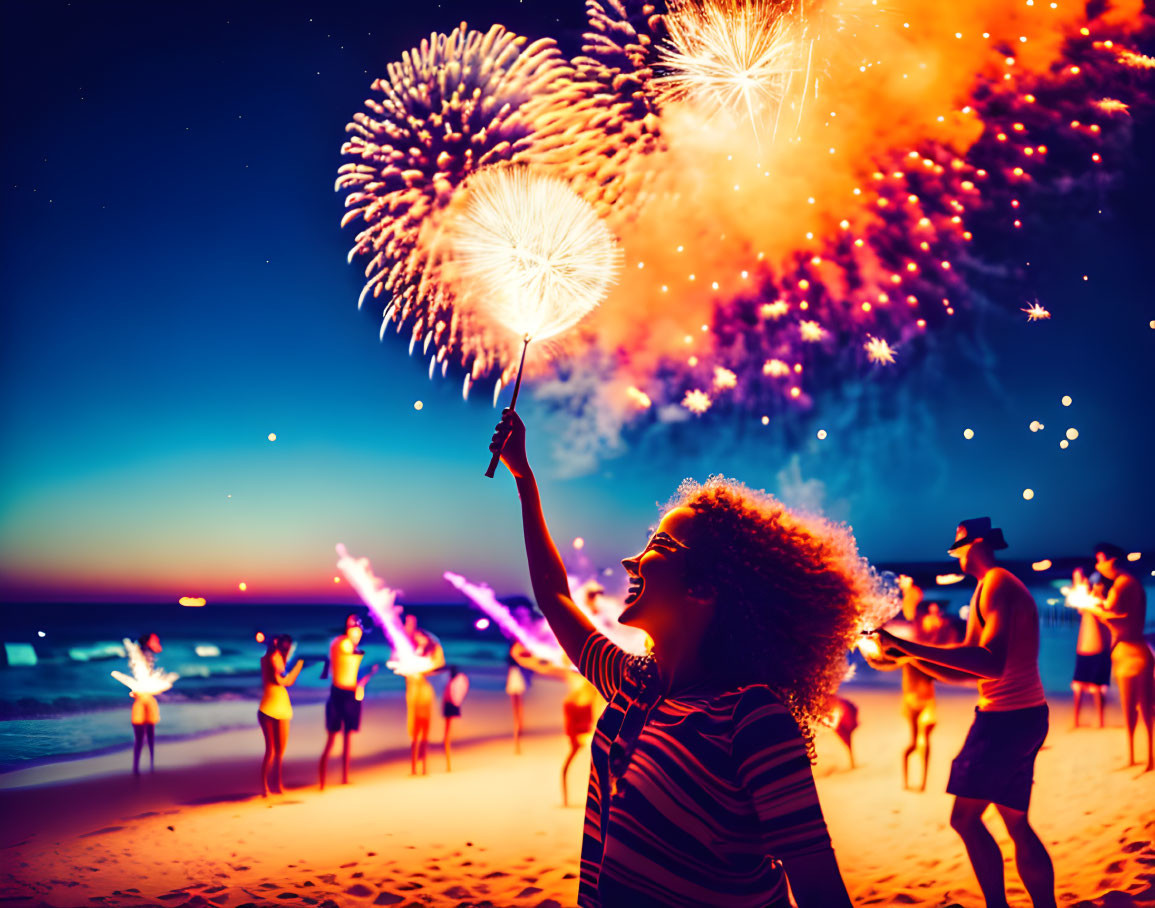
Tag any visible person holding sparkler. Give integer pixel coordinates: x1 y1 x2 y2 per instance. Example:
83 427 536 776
318 615 379 790
258 634 305 797
1076 544 1153 771
872 518 1055 908
1068 567 1112 729
402 624 445 776
121 632 170 776
491 409 859 907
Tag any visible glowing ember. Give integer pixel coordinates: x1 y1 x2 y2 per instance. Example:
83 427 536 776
111 639 179 697
626 386 653 409
1021 301 1051 321
682 388 713 413
864 336 897 365
1065 427 1079 440
1062 395 1073 406
798 320 826 342
713 366 738 389
1094 98 1130 115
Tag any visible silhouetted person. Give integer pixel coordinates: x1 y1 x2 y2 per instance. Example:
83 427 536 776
876 517 1055 908
318 615 378 789
441 664 469 772
403 627 445 775
258 634 304 796
1070 568 1111 729
1081 543 1153 770
492 409 856 907
131 632 163 775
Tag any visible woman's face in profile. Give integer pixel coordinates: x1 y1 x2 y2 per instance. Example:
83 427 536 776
618 507 700 636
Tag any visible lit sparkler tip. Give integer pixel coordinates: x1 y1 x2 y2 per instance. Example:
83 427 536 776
713 366 738 390
450 166 622 345
1021 302 1051 321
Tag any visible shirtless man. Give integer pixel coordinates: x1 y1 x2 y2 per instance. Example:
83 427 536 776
318 614 378 789
1081 543 1153 771
1070 568 1111 729
876 518 1055 908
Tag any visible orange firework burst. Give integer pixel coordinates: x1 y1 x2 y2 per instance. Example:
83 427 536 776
1021 302 1051 321
864 336 896 365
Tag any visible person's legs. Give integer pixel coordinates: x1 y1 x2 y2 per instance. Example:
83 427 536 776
511 693 523 754
950 797 1009 908
319 731 338 790
902 709 919 790
918 721 935 792
1072 683 1085 728
417 718 430 774
146 724 155 772
1139 667 1155 772
272 719 290 792
995 804 1056 908
342 730 353 783
1093 686 1105 728
132 725 145 775
562 733 582 807
258 712 276 796
1118 670 1139 766
444 717 454 772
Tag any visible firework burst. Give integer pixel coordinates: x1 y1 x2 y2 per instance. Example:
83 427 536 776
1021 302 1051 321
655 0 810 140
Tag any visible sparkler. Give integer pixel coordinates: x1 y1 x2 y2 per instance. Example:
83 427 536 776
111 639 179 697
1021 302 1051 321
447 166 622 476
335 544 432 676
853 572 902 658
864 336 896 365
443 571 565 664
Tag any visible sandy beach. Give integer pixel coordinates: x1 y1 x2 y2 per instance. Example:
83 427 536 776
2 685 1153 908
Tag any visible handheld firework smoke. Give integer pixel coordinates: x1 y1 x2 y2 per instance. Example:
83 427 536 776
335 544 433 676
443 570 565 664
111 638 179 697
447 166 622 476
854 571 903 660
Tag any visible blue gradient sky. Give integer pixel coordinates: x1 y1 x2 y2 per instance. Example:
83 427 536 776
1 0 1152 604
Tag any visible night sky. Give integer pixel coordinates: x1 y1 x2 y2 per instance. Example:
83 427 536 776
1 0 1152 604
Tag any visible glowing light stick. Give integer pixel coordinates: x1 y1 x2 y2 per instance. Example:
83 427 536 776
443 571 564 664
448 166 622 477
335 544 432 676
111 639 179 697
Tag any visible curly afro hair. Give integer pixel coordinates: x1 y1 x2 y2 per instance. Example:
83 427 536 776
665 476 881 759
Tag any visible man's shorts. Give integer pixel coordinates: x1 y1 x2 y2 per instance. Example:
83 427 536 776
1073 651 1111 687
325 687 362 733
947 704 1048 811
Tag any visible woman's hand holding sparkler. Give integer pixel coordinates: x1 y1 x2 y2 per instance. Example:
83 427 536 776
491 409 530 481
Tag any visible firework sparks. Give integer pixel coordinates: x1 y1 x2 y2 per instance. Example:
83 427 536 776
449 167 622 346
713 365 738 389
799 320 826 342
864 336 897 365
111 639 179 697
335 544 431 675
1021 301 1052 321
655 0 809 139
763 358 791 377
682 388 712 413
1094 98 1130 115
443 571 564 664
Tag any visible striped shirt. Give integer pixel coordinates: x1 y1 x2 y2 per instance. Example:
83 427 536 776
577 632 833 907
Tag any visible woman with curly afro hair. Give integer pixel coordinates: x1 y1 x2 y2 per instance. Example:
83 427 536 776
490 410 879 908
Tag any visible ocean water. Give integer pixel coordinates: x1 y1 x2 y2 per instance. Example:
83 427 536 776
1 586 1151 770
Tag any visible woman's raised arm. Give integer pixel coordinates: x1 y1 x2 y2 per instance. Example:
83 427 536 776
492 409 595 666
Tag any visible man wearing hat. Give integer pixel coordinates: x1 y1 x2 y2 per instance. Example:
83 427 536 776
875 517 1055 908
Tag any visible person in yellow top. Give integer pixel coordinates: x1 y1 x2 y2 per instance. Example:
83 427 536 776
403 624 445 775
318 615 378 790
258 634 305 796
875 518 1055 908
